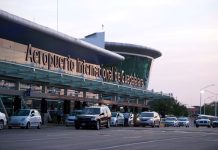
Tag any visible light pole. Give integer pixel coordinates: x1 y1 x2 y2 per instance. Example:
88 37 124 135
200 84 215 114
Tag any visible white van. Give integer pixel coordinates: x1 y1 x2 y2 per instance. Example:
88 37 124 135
139 111 160 127
8 109 42 129
0 111 7 130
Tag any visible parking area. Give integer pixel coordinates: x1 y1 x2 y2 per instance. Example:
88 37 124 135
0 125 218 150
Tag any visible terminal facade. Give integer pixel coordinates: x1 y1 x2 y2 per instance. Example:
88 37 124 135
0 10 172 120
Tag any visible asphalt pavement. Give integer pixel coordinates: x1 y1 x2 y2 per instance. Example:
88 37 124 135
0 125 218 150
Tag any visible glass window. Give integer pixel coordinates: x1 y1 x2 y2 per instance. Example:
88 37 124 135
14 109 30 116
140 113 154 117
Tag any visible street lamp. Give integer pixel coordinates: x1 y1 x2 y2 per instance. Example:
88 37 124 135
200 84 215 114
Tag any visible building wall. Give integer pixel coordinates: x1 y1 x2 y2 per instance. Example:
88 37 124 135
112 54 152 89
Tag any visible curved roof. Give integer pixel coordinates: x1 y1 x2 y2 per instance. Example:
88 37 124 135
105 42 162 59
0 10 124 64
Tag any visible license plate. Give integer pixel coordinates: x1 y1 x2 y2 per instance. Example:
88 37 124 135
81 123 86 126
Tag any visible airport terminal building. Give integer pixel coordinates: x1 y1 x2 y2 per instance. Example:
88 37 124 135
0 10 171 119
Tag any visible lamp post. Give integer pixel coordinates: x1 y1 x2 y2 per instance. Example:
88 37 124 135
200 84 215 114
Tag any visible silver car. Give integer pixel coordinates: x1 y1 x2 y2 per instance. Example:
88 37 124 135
139 111 160 127
177 117 190 127
164 117 178 127
110 112 124 126
8 109 42 129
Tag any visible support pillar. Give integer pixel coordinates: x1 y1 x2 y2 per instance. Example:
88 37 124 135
15 81 20 90
41 98 48 125
63 100 71 115
14 96 21 112
42 85 47 93
83 91 86 98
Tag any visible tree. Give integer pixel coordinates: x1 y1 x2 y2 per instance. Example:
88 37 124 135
149 98 188 117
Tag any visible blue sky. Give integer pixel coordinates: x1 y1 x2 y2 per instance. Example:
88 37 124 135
1 0 218 107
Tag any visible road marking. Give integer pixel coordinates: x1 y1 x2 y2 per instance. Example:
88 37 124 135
123 136 142 139
0 136 74 143
87 137 182 150
206 139 218 142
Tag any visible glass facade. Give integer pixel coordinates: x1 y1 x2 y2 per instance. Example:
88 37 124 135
104 55 152 89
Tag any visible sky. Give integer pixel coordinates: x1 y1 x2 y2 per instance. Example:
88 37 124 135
0 0 218 107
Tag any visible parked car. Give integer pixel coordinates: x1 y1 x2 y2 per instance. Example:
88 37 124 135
195 115 212 128
212 117 218 128
0 111 7 130
8 109 42 129
139 111 160 127
177 117 190 127
110 112 124 126
65 110 82 126
164 117 178 127
75 105 111 130
123 112 134 126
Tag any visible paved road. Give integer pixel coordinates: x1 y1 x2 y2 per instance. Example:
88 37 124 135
0 126 218 150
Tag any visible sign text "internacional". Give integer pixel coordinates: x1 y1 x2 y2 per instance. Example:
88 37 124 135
25 44 144 87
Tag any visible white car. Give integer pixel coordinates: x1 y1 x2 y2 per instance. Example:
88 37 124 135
8 109 42 129
110 112 124 126
123 112 134 126
195 118 211 128
0 111 7 130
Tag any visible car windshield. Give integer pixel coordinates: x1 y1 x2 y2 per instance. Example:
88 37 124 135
111 112 117 117
178 118 188 121
82 108 100 115
140 113 154 117
166 117 176 121
198 116 209 119
14 110 30 116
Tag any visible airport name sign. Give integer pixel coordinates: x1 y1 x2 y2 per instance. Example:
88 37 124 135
25 44 144 87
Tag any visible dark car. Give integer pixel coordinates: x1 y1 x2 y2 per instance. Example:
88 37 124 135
75 105 111 130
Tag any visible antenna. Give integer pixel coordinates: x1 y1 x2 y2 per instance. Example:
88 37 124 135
102 24 104 31
57 0 59 31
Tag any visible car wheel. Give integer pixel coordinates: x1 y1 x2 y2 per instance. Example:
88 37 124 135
157 122 160 128
8 126 12 129
37 122 41 129
207 125 211 128
0 120 4 130
196 125 199 128
75 124 80 129
26 122 30 129
96 121 100 130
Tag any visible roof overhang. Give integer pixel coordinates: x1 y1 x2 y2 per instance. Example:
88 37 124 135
0 60 171 101
105 42 162 59
0 10 124 65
